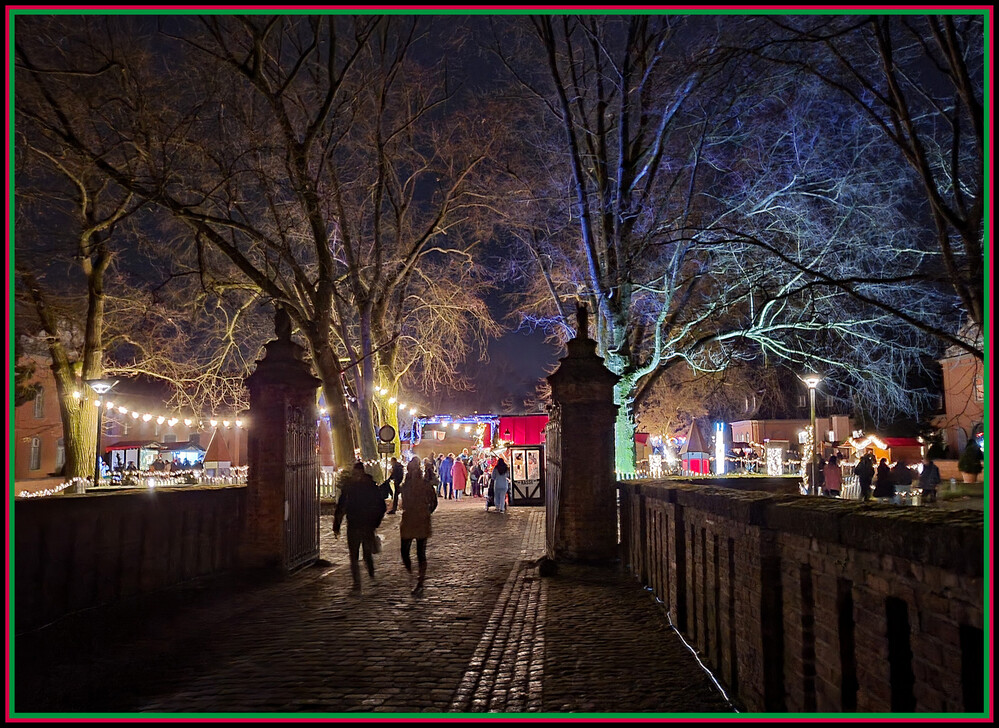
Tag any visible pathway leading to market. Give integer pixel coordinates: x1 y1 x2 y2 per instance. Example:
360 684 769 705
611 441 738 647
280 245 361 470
15 498 734 716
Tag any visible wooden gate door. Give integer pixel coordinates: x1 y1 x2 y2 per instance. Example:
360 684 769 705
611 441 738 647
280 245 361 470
509 445 545 506
284 403 320 571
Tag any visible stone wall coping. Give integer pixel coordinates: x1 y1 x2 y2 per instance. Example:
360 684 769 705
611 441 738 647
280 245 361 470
17 483 246 507
620 480 984 575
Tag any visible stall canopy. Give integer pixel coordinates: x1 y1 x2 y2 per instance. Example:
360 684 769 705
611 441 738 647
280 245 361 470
159 441 206 466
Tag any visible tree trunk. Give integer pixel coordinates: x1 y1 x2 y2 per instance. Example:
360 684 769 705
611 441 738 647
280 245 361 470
311 345 355 467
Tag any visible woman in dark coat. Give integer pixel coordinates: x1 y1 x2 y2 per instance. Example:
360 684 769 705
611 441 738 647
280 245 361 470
855 453 875 501
401 458 439 595
873 458 895 499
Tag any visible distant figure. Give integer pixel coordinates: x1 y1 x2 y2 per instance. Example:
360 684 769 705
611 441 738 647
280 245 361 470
333 462 387 592
918 456 941 503
440 454 455 499
382 457 405 514
400 457 438 596
855 453 875 501
823 455 842 497
873 458 895 499
469 460 484 498
894 459 914 489
492 458 511 514
451 456 468 501
423 458 439 494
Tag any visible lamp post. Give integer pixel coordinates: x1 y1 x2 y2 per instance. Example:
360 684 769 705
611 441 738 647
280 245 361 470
802 372 822 495
83 378 118 492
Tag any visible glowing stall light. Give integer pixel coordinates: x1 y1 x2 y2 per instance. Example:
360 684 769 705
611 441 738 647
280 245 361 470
184 419 192 427
156 416 165 425
168 418 178 427
131 411 140 419
223 420 231 428
142 413 153 422
73 391 81 399
388 397 397 404
94 399 102 407
409 408 417 415
210 419 218 428
464 426 471 433
715 422 725 475
119 406 129 414
106 401 115 409
766 445 784 476
452 423 460 430
235 419 243 428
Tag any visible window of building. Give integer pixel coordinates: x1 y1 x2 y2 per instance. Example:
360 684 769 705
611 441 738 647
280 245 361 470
33 387 44 419
55 438 65 469
797 394 806 408
163 434 177 443
825 394 834 409
29 437 41 470
189 433 200 447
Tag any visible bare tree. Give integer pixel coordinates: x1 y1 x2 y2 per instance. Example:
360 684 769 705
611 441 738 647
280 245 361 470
16 15 503 466
493 15 948 471
741 14 985 358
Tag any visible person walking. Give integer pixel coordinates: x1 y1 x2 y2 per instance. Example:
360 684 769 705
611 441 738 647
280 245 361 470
918 455 942 503
492 458 511 513
400 457 438 596
855 452 875 501
469 460 483 498
440 453 455 499
382 457 405 514
333 462 387 592
823 455 842 497
451 456 468 501
873 457 895 501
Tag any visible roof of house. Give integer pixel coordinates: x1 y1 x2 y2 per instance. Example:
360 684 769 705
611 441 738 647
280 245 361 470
680 422 710 455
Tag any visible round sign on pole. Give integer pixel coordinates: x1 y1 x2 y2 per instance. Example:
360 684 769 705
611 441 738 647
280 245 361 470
378 425 396 443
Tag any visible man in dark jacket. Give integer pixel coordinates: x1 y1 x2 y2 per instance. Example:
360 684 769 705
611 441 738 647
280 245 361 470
334 462 387 591
383 457 405 514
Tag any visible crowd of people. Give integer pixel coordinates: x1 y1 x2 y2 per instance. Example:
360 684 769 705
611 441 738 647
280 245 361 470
818 451 941 503
334 451 513 596
400 450 512 513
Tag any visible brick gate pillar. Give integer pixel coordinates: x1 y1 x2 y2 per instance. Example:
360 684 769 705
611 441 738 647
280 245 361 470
546 303 621 561
242 308 321 570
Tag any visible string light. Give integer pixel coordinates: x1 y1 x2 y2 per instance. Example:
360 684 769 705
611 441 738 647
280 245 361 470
223 420 231 428
131 411 140 419
210 419 218 428
409 407 416 415
73 391 81 399
157 416 165 425
235 420 243 428
168 418 178 427
142 413 152 422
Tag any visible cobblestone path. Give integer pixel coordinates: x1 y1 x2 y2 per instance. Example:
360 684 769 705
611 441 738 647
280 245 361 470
15 499 732 716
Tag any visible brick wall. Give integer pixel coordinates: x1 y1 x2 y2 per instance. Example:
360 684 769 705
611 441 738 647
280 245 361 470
618 481 984 714
15 485 245 632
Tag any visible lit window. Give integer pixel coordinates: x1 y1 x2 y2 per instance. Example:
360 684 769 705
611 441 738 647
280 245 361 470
33 387 44 419
29 437 41 470
56 438 65 468
797 394 806 408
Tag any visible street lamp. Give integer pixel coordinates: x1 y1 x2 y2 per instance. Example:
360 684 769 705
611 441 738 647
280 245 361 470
802 372 822 495
84 378 118 493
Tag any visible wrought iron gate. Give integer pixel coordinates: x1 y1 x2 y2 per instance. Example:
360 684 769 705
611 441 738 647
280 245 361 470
544 410 561 557
284 403 320 571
